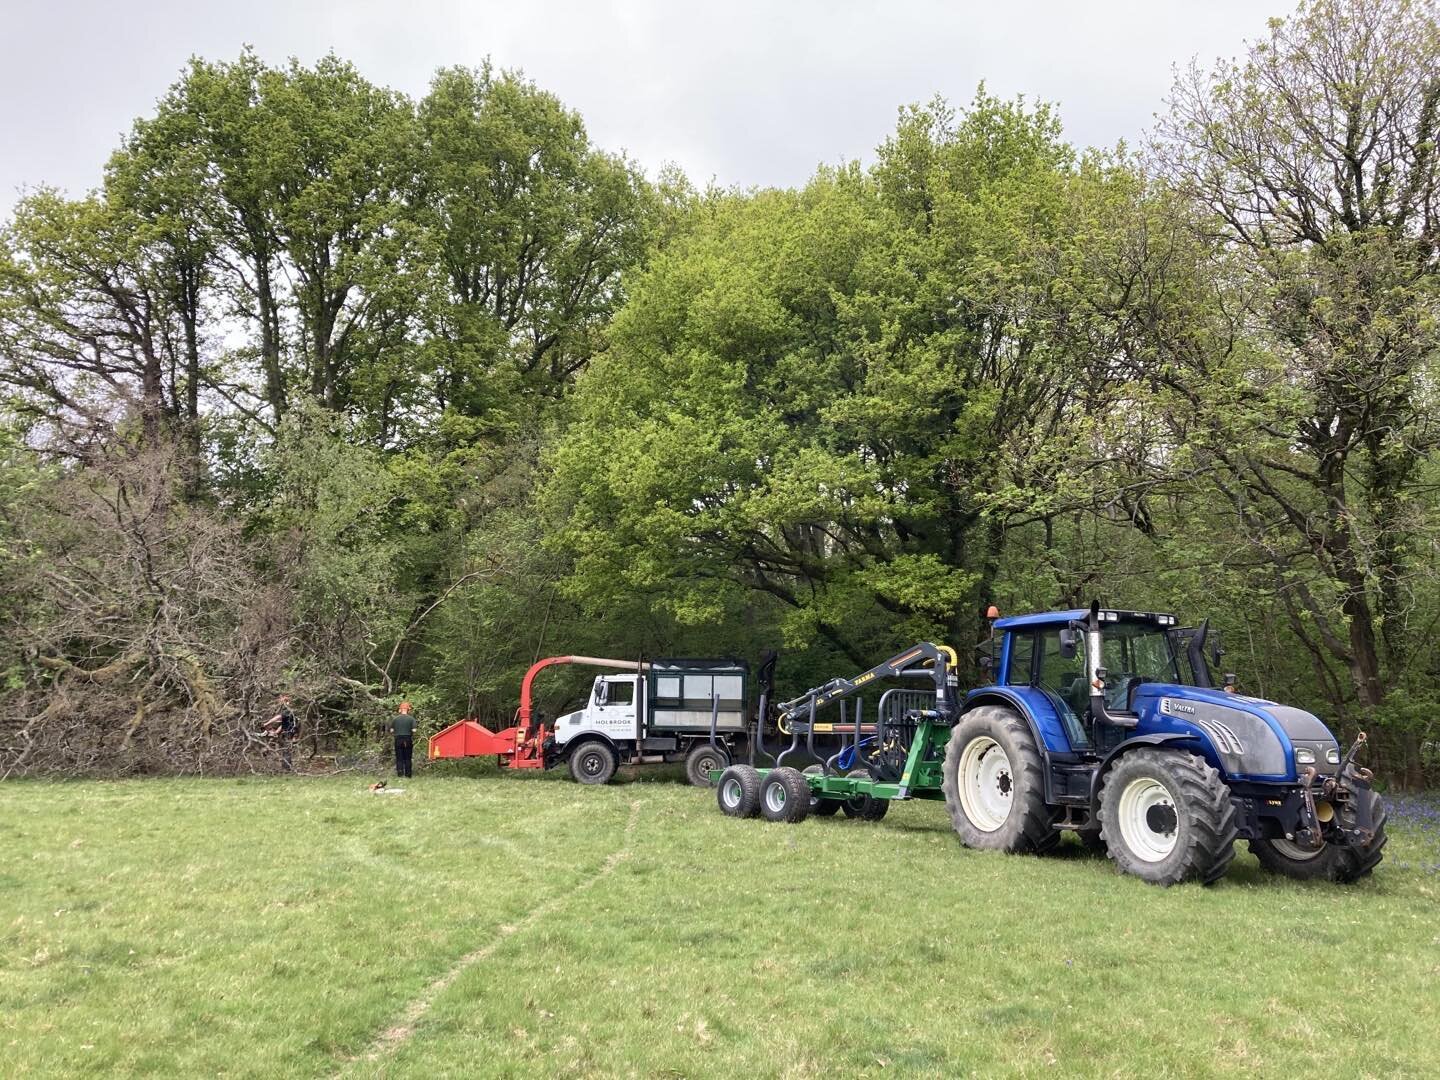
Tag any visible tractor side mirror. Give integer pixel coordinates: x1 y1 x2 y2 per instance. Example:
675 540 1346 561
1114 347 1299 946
1058 628 1078 660
1210 633 1225 669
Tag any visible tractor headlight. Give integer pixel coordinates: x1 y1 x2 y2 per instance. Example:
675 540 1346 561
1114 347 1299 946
1326 747 1341 765
1294 747 1316 765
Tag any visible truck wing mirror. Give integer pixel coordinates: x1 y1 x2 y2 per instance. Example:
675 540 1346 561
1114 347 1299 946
595 680 608 706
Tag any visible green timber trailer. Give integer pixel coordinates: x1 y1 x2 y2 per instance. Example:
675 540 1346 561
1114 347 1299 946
709 641 959 824
709 606 1385 886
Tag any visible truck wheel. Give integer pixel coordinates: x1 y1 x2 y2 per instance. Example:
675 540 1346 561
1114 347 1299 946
943 706 1057 854
716 765 761 817
568 740 617 785
839 767 889 821
803 764 842 815
1249 794 1388 883
685 743 729 787
1098 748 1238 886
760 767 811 823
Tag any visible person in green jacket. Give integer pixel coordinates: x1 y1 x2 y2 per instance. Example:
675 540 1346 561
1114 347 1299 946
392 701 416 778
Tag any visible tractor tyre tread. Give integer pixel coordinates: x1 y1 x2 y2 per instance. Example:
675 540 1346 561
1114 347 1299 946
1098 748 1238 886
1249 793 1388 883
942 705 1056 854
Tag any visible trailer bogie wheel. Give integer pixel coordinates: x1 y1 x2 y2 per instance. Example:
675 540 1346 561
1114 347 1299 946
568 741 618 786
1248 794 1387 882
943 706 1057 854
717 765 762 818
803 764 842 815
1097 748 1238 886
760 767 811 824
839 767 889 821
685 743 729 787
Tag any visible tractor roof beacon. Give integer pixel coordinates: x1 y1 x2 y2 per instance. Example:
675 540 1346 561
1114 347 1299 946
712 603 1386 887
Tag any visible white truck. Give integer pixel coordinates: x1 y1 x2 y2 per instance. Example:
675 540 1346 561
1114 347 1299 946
428 654 758 785
550 658 751 784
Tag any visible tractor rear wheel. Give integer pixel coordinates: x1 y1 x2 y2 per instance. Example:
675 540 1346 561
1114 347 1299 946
760 767 811 823
716 765 762 818
1098 748 1237 886
839 767 889 821
1249 793 1388 882
943 706 1057 854
568 740 617 785
685 743 729 787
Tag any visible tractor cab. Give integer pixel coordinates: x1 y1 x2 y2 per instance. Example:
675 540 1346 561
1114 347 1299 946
995 605 1242 757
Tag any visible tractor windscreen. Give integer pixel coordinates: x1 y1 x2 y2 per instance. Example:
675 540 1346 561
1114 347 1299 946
1100 620 1182 704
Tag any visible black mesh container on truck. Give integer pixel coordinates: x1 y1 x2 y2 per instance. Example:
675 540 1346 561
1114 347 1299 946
647 658 749 733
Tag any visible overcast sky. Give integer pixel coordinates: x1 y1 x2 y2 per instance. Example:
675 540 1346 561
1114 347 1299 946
2 0 1279 216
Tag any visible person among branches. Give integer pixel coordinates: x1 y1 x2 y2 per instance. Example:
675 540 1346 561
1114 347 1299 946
264 694 299 772
391 701 416 778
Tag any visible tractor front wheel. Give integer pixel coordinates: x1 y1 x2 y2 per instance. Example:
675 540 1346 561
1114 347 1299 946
1249 794 1387 883
569 741 617 785
1098 748 1237 885
685 742 729 787
943 706 1057 854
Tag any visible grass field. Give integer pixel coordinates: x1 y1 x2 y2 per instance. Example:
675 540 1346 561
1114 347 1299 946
3 766 1439 1078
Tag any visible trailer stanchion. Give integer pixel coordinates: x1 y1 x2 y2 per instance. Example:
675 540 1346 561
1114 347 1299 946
824 697 861 775
804 695 821 765
776 695 809 768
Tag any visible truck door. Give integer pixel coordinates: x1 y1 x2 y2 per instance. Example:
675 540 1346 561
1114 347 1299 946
591 676 638 738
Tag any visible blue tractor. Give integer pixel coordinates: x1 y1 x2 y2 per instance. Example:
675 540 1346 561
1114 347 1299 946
713 603 1387 886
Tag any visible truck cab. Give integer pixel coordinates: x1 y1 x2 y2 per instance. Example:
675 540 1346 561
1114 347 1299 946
551 675 642 747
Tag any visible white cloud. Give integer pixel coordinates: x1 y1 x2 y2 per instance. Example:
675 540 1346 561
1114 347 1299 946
0 0 1279 214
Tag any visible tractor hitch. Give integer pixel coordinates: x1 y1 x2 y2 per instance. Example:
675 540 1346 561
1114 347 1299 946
1289 732 1378 850
1314 732 1378 848
1294 766 1325 850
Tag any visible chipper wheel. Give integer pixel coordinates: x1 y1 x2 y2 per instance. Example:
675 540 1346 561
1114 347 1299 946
717 765 762 818
760 767 811 824
568 740 618 785
803 764 842 816
943 706 1058 854
1248 795 1388 883
685 742 729 787
1097 748 1238 886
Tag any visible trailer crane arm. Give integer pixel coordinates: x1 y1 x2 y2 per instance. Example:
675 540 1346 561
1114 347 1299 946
774 641 961 729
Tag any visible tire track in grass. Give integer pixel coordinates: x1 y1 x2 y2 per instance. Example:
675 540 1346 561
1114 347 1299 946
337 798 643 1073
